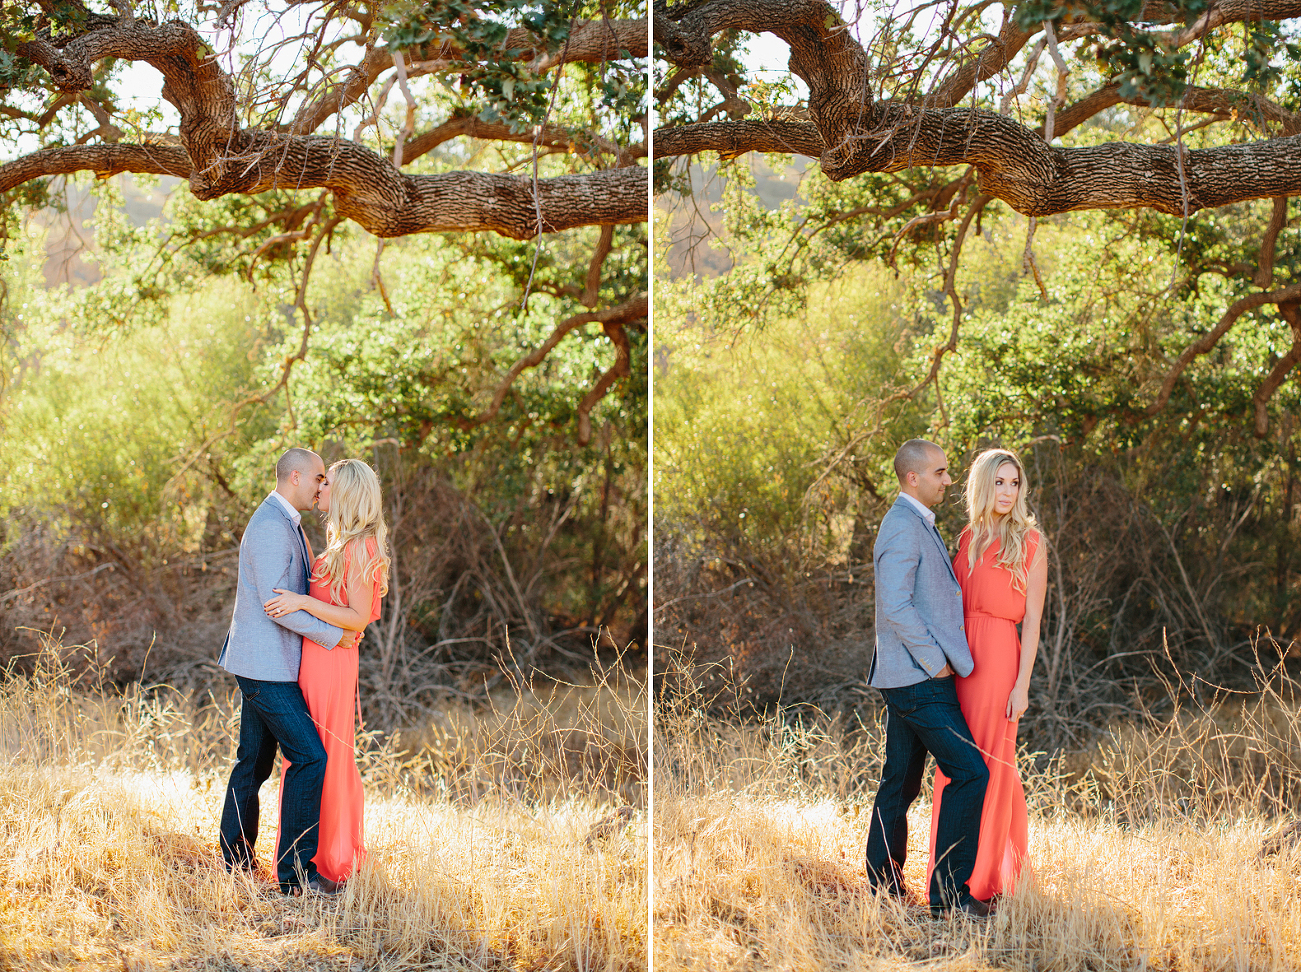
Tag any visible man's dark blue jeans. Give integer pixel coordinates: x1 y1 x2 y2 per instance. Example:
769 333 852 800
219 675 328 893
865 675 989 909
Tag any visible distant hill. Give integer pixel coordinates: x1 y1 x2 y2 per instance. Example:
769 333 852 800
658 156 808 279
32 175 179 288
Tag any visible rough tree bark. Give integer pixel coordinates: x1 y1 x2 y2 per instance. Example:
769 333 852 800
654 0 1301 215
653 0 1301 433
6 10 648 238
1 1 650 442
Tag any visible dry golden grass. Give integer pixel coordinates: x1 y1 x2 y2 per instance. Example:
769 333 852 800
654 658 1301 971
0 639 647 971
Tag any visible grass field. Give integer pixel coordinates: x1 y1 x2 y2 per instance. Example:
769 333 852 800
654 658 1301 971
0 638 647 971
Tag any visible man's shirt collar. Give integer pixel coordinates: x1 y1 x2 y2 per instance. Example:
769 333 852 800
268 489 303 528
898 490 936 525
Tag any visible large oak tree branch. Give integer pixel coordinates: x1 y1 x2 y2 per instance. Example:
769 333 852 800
0 139 648 238
1148 281 1301 415
1255 197 1291 288
401 117 574 164
1151 0 1301 48
656 0 1301 74
1050 83 1301 140
654 108 1301 217
0 141 193 185
932 2 1301 108
655 0 1301 182
656 0 869 161
10 16 647 238
653 118 825 158
927 16 1034 109
465 292 647 431
398 117 646 167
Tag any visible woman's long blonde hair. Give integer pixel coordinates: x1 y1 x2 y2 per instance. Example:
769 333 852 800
314 458 391 605
964 449 1038 591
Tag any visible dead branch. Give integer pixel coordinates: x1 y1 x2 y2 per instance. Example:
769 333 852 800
462 293 647 431
1149 280 1301 415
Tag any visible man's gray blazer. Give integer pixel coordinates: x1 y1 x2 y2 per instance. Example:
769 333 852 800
869 495 974 688
217 495 345 682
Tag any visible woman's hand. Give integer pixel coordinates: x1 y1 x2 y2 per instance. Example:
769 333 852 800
265 589 309 619
1006 683 1030 721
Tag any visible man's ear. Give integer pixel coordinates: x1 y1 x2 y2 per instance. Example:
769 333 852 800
289 470 300 486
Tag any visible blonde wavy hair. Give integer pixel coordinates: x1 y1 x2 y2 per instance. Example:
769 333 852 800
964 449 1039 592
313 458 391 605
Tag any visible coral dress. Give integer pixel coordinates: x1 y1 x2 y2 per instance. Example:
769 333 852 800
278 538 383 884
926 528 1038 901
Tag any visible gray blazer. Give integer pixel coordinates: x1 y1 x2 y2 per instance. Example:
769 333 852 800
869 496 974 688
217 495 345 682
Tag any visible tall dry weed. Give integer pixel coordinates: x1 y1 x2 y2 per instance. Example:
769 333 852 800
655 652 1301 971
0 635 647 971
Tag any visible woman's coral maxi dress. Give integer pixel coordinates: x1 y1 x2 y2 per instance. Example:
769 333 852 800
277 538 383 884
926 528 1039 901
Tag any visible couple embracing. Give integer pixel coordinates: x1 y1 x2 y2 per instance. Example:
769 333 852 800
216 448 390 895
866 439 1047 918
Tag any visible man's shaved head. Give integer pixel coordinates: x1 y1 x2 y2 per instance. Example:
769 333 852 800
276 447 321 484
893 439 942 482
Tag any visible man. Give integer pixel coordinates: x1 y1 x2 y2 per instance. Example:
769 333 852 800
217 447 348 895
864 439 991 917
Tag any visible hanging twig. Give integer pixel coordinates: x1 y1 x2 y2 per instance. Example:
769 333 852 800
1023 20 1069 301
390 51 417 169
521 15 577 311
365 53 417 317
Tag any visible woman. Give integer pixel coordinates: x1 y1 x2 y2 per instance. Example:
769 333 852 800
264 458 390 886
926 448 1047 903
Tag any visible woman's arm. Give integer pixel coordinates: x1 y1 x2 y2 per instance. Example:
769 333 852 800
1007 535 1048 721
264 544 375 636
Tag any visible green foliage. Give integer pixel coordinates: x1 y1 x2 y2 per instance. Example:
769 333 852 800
382 0 645 132
654 14 1301 347
656 267 924 559
0 249 263 552
0 173 646 668
272 230 644 464
658 209 1301 696
1010 1 1301 106
385 0 565 130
